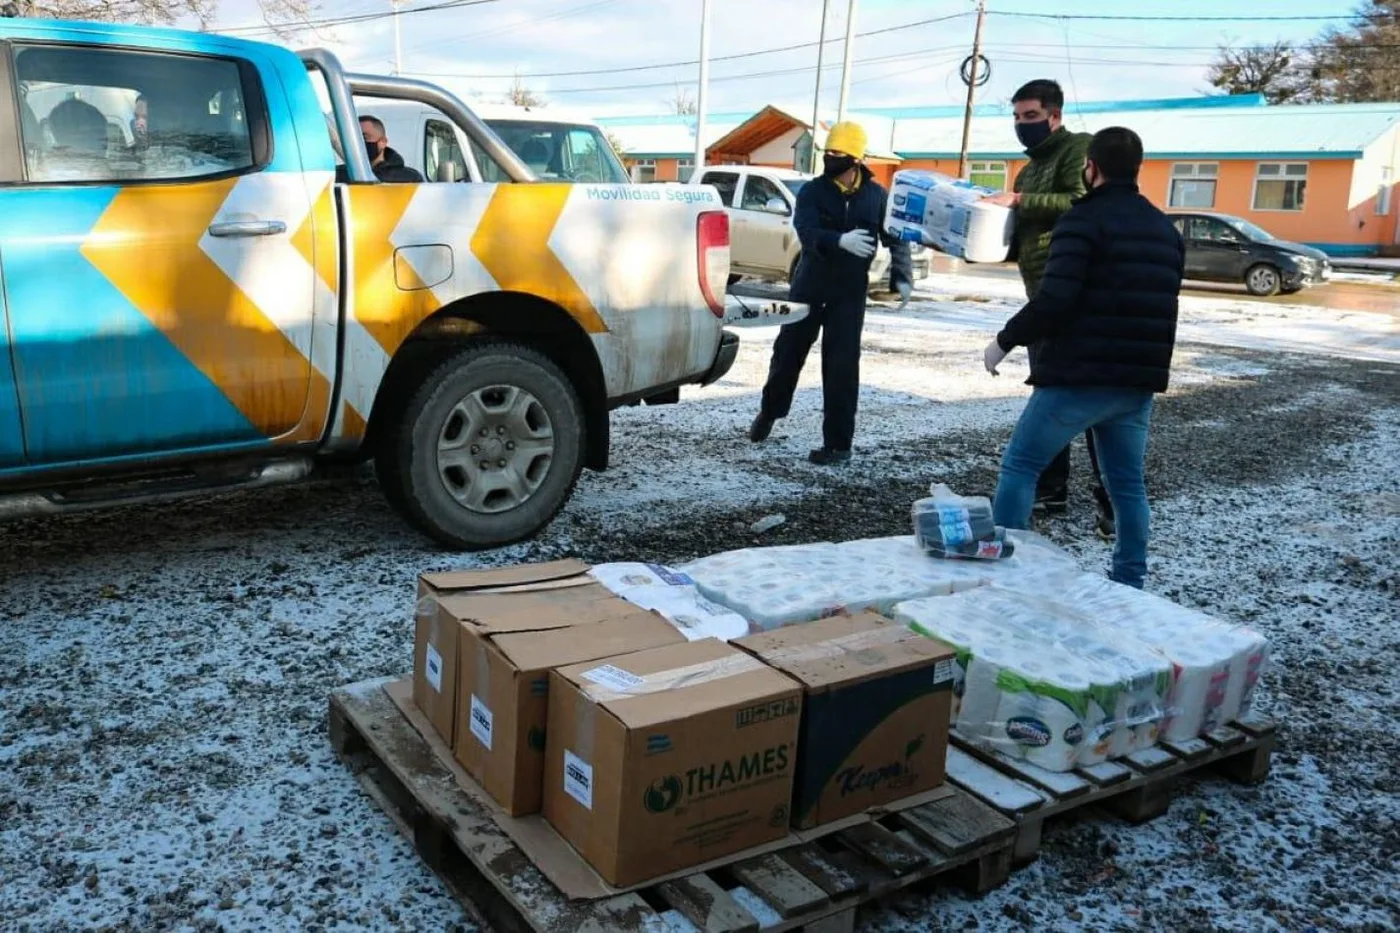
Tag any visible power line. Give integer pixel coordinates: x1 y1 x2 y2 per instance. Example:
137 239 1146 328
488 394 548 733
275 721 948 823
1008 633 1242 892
408 10 974 80
991 11 1361 23
420 45 968 95
397 0 620 60
214 0 502 37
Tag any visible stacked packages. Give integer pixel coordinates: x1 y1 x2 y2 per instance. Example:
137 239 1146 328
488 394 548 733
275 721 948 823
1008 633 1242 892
894 587 1172 771
995 573 1269 740
884 170 1015 263
678 532 1077 632
587 563 751 642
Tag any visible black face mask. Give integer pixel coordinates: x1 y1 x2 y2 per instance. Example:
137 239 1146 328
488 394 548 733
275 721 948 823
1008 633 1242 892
822 153 857 178
1015 119 1053 150
365 139 381 162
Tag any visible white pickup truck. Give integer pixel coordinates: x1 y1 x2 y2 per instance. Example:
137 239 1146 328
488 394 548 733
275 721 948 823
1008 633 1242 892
690 165 931 291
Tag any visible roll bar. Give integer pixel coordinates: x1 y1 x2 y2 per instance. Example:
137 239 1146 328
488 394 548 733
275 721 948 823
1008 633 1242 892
298 47 536 184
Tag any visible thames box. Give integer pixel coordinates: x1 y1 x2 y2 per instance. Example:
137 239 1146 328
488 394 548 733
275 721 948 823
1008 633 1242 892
543 639 802 888
413 560 595 747
454 598 685 816
736 612 954 829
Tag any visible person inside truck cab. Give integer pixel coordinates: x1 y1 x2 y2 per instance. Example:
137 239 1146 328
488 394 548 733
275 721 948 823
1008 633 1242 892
130 94 149 149
42 98 109 180
359 114 423 183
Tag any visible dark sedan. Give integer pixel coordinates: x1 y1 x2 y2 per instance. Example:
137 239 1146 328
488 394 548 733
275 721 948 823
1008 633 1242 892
1168 211 1332 297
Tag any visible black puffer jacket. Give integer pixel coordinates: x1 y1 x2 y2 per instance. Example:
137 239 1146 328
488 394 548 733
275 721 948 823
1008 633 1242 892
373 146 424 183
997 181 1185 393
790 165 912 307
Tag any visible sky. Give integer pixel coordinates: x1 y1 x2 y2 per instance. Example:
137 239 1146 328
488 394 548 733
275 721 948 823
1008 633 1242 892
204 0 1367 119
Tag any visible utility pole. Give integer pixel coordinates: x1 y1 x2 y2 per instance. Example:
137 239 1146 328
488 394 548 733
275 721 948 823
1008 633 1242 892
392 0 403 75
957 0 987 180
809 0 831 173
836 0 858 123
692 0 712 180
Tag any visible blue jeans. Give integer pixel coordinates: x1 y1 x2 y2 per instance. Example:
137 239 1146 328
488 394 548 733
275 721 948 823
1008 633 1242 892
993 387 1155 588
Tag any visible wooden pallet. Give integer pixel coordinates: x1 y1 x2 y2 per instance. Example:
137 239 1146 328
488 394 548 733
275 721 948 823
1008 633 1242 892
945 716 1277 864
329 679 1017 933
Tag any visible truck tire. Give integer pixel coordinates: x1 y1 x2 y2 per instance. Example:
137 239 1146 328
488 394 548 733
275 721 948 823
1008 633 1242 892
377 341 584 549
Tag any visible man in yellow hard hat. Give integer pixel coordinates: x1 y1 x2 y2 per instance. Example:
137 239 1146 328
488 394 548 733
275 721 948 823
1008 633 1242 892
748 120 913 465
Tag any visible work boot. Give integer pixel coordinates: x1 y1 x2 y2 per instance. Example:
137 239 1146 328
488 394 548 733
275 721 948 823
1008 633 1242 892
748 412 775 443
808 447 852 466
1093 486 1116 540
1034 488 1068 514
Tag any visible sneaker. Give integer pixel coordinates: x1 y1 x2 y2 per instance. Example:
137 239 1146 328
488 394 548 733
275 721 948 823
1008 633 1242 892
748 413 775 443
1034 489 1068 514
808 447 852 466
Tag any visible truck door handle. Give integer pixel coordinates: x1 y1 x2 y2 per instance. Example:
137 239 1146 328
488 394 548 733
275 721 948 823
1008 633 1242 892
207 220 287 238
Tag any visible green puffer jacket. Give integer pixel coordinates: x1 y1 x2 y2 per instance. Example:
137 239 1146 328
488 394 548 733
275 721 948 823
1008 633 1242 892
1012 127 1092 297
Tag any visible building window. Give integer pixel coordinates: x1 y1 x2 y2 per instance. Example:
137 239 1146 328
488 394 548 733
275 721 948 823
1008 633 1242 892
1253 162 1308 211
677 157 694 182
1168 162 1218 208
1379 166 1393 217
969 160 1007 191
630 158 656 183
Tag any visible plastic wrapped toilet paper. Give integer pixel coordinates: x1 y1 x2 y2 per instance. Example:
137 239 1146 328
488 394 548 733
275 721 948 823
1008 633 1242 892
589 563 752 642
894 586 1172 771
994 572 1270 741
884 170 1015 263
681 532 1080 632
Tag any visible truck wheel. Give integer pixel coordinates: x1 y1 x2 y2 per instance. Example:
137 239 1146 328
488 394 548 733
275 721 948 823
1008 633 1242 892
1245 263 1282 297
378 341 584 549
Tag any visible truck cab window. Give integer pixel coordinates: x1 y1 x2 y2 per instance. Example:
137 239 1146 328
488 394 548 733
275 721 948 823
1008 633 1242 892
15 44 261 184
424 118 469 183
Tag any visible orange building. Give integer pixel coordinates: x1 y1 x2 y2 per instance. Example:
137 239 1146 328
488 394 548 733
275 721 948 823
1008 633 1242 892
602 95 1400 257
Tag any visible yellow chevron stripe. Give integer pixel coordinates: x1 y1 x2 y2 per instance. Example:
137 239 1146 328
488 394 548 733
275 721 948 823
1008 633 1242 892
82 180 332 440
348 185 442 355
292 180 340 294
469 185 607 334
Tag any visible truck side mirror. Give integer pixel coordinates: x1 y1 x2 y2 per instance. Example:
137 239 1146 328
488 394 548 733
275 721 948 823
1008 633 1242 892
436 161 461 183
765 197 790 216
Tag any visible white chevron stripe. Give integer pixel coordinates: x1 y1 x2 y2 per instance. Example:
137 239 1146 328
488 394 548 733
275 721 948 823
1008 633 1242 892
390 185 499 304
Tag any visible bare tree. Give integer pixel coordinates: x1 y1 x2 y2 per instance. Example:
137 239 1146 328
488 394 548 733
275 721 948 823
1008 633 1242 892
670 85 698 116
1208 41 1307 104
1305 0 1400 103
18 0 315 34
508 72 546 109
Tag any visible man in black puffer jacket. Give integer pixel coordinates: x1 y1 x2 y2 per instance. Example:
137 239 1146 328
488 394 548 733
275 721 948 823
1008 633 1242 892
748 121 913 466
983 127 1183 589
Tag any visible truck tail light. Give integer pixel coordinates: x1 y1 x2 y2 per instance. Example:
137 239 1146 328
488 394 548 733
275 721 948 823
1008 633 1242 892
697 210 730 318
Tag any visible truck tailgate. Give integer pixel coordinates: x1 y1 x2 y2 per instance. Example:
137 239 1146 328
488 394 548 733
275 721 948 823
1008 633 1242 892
722 282 810 329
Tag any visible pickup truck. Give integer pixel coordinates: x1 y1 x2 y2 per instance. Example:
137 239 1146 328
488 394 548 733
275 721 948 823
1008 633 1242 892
0 16 804 549
690 165 931 291
362 98 631 186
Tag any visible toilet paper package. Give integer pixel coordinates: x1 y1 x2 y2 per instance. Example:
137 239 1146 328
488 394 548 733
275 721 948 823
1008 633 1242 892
884 170 1015 263
894 587 1171 771
993 571 1270 741
680 532 1079 633
912 484 1015 561
589 562 753 642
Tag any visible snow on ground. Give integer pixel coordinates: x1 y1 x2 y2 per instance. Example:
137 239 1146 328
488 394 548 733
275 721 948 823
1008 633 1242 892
1 280 1397 932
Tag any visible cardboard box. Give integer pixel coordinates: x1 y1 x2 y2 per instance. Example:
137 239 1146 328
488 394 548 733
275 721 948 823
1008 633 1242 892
455 599 685 816
543 639 803 888
413 559 594 747
736 613 954 829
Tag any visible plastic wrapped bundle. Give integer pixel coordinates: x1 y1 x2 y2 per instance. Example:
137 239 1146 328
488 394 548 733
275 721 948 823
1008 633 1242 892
680 531 1082 633
884 170 1015 263
996 573 1270 739
894 587 1172 771
912 485 1015 561
589 562 753 642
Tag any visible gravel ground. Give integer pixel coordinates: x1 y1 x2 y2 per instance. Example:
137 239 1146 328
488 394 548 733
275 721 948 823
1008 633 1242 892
1 284 1397 932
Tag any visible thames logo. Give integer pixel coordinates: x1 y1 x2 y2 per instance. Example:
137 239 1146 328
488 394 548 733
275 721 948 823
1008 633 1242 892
644 775 683 813
1006 717 1052 748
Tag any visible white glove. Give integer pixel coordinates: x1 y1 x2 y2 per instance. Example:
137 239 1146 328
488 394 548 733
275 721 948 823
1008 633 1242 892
983 338 1008 376
896 281 912 311
838 229 877 259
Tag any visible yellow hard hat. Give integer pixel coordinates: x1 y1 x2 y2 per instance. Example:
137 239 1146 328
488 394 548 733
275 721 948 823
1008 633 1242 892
824 121 868 160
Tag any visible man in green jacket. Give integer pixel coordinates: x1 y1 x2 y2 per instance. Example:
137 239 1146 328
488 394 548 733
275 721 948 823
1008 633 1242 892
983 79 1113 538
